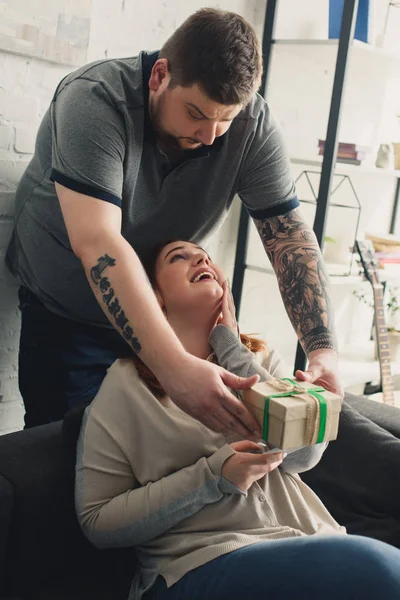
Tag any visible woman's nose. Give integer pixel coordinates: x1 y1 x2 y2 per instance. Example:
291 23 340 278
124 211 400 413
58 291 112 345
195 254 208 265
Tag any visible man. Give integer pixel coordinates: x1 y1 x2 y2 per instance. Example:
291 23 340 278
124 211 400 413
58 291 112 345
6 8 341 431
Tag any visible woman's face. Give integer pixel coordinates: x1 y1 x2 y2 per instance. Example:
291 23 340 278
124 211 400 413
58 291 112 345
154 241 225 317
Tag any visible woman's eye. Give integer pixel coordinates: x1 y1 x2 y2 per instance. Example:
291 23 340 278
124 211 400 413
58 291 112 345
188 111 202 121
171 254 184 263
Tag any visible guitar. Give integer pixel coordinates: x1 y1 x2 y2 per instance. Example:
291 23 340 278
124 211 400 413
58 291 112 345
355 240 395 406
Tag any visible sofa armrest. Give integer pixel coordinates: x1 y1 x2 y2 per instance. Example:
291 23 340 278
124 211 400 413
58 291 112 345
0 422 93 595
344 392 400 439
0 420 136 599
0 474 13 597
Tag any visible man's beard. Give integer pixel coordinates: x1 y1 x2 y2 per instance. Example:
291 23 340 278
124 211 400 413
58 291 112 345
149 94 202 152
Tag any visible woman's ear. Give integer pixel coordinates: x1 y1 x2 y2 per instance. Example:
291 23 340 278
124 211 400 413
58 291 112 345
154 288 167 315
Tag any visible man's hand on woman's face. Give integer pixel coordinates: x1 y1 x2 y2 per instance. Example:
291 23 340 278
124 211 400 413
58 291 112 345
217 279 240 338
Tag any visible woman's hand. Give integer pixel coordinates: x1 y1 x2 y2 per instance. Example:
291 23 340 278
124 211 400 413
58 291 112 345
222 440 284 492
218 279 240 338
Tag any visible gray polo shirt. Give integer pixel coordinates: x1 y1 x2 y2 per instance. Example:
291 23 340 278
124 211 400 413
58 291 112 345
6 51 298 327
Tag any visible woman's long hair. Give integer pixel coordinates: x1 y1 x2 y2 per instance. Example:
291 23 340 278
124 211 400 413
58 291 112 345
132 241 267 399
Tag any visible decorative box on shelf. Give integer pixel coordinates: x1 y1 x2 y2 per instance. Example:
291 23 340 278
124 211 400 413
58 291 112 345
242 378 342 451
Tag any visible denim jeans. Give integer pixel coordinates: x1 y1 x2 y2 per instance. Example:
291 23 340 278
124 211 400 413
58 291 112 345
18 286 132 428
147 535 400 600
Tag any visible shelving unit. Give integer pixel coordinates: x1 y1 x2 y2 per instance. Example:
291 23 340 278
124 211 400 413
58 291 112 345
291 156 400 236
291 156 400 178
232 0 361 373
271 39 400 63
273 37 400 63
232 1 400 381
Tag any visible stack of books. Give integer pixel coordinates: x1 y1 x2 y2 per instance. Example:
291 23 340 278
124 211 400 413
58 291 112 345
375 252 400 265
366 233 400 265
318 140 370 166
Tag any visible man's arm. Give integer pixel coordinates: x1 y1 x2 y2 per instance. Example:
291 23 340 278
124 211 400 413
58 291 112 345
56 183 261 438
253 207 337 355
253 208 342 395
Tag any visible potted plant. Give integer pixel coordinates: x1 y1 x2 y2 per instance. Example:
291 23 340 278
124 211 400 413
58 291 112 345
352 285 400 362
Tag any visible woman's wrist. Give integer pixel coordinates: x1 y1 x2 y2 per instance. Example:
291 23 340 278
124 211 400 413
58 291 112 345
209 324 242 352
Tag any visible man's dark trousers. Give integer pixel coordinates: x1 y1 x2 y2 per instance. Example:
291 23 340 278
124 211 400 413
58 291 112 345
18 286 132 428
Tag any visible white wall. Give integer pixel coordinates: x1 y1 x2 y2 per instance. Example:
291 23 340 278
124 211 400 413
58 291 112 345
0 0 265 433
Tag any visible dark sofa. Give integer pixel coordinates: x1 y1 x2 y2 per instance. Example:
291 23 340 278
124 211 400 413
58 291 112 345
0 393 399 599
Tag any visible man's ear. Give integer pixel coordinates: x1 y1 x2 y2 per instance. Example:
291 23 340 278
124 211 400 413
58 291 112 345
148 58 171 92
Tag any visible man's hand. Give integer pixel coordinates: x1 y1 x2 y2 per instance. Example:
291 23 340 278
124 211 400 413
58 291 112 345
157 353 262 441
295 348 344 398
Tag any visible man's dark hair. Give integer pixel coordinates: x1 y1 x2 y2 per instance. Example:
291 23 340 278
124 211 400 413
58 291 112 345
159 8 262 106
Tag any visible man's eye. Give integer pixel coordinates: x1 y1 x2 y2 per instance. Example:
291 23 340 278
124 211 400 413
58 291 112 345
188 111 202 121
171 254 184 262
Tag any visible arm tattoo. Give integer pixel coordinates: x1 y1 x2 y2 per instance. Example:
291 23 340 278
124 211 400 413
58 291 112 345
90 254 141 354
254 209 338 355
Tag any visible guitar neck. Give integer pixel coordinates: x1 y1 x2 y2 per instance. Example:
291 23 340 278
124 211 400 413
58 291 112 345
372 285 395 406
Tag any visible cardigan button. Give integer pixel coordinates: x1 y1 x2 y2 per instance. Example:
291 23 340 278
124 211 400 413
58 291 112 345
259 494 266 502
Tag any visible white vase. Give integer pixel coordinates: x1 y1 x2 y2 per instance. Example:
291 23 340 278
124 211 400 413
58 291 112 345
375 144 394 169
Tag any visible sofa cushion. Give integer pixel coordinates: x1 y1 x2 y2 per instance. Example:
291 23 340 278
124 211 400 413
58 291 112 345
302 400 400 547
0 474 13 596
345 392 400 439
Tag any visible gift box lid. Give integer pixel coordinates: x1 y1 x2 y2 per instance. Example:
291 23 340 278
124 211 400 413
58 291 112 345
243 379 342 422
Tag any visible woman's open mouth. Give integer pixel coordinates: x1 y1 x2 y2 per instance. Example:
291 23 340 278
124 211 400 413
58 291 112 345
190 270 217 283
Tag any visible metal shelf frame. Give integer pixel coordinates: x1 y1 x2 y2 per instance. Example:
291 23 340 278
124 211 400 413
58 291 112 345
232 0 359 373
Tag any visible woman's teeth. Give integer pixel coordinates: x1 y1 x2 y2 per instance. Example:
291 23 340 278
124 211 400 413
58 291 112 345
192 272 214 283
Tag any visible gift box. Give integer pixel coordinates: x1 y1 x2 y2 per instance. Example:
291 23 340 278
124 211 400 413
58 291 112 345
242 378 342 450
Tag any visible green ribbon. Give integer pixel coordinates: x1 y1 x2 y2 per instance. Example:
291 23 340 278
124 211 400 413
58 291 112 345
262 378 327 444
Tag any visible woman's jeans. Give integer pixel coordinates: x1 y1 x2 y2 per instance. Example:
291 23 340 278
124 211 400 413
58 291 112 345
18 286 132 428
147 535 400 600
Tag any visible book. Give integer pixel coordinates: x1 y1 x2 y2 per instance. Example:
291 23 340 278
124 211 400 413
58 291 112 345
329 0 371 44
318 139 371 154
336 157 362 165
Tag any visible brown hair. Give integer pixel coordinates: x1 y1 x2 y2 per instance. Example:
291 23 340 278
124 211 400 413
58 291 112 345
158 8 262 106
133 240 267 399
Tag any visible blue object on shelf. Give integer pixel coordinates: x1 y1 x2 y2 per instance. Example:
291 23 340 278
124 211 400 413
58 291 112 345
329 0 370 43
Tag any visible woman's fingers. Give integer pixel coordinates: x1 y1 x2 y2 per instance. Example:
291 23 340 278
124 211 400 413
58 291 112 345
230 440 263 452
227 280 236 313
222 281 229 313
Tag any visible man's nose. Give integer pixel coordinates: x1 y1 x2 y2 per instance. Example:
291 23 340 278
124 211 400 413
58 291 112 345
197 122 218 146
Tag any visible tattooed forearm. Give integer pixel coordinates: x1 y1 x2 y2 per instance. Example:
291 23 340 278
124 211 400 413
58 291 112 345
254 208 338 355
90 254 141 354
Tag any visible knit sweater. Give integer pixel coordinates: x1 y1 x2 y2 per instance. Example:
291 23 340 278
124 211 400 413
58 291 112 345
75 326 346 598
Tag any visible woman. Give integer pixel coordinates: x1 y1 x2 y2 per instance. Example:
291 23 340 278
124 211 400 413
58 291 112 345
75 240 400 599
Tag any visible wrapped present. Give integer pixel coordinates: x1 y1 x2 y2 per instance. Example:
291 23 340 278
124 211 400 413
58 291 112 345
242 378 342 450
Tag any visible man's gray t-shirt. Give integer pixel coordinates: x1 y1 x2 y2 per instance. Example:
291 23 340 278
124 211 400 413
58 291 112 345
6 51 298 327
